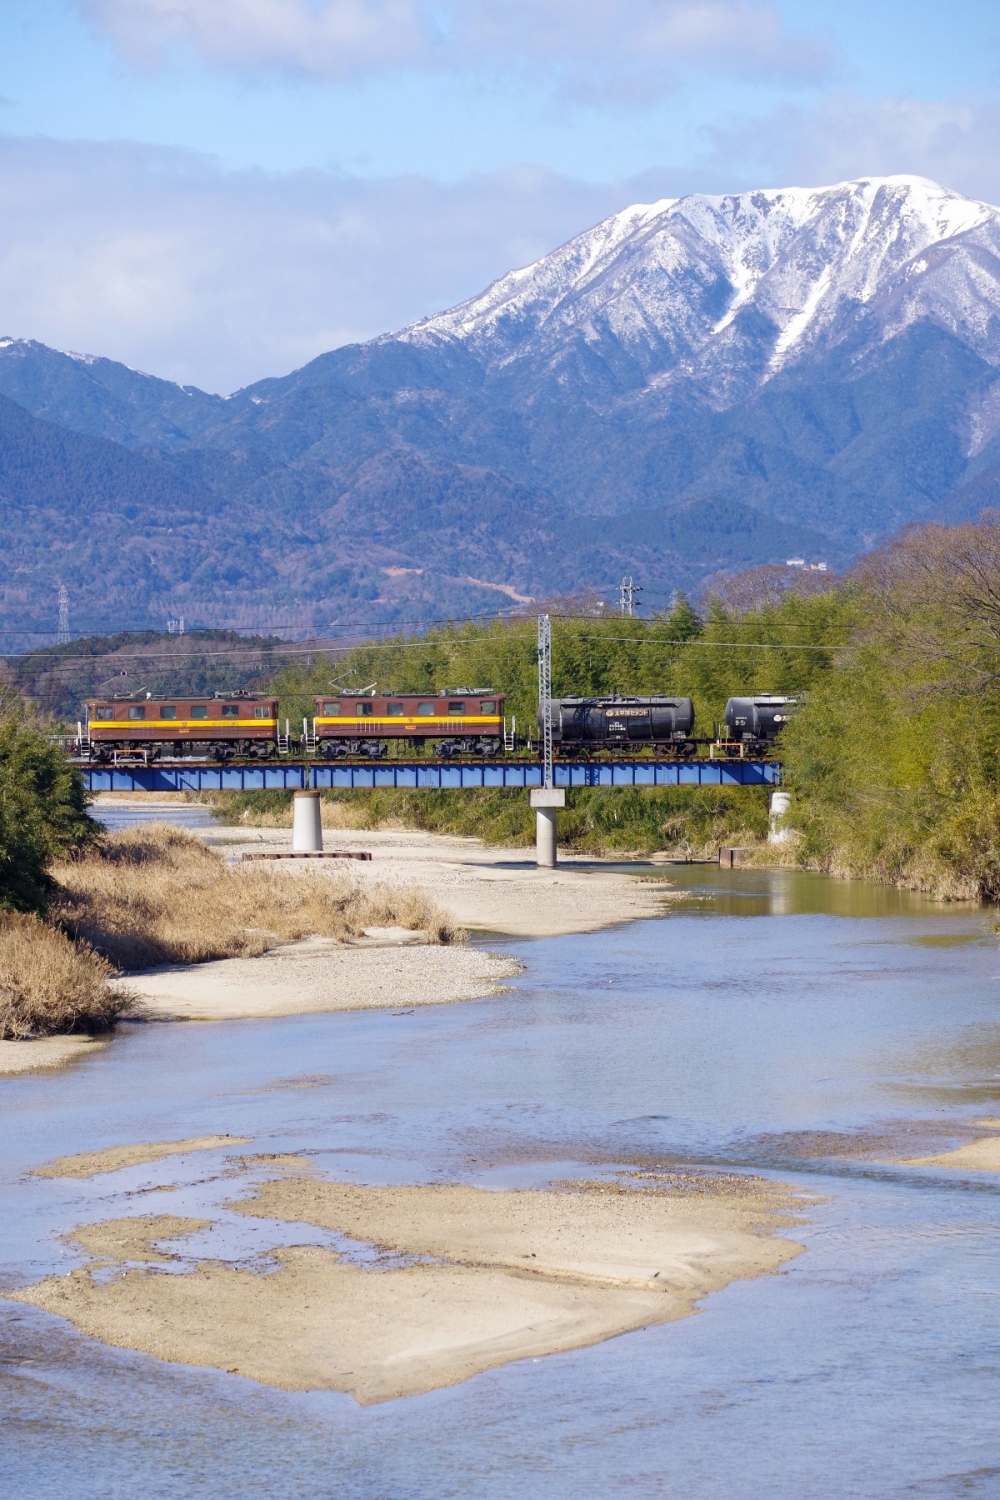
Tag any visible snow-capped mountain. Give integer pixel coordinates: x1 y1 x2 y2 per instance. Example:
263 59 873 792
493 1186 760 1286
404 176 1000 406
4 174 1000 640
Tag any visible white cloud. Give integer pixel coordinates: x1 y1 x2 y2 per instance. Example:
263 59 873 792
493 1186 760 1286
6 95 997 398
716 94 1000 205
0 135 707 391
81 0 430 77
78 0 830 92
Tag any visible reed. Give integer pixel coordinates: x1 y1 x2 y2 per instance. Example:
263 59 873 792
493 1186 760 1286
49 824 455 971
0 912 130 1040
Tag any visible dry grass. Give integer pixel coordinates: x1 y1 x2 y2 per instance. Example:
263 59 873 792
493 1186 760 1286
229 800 380 831
0 912 131 1040
50 824 456 972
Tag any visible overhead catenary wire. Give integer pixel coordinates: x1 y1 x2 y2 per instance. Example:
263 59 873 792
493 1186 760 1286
7 633 850 670
9 629 851 669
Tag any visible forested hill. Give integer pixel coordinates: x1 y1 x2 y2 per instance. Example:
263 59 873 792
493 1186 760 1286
5 175 1000 641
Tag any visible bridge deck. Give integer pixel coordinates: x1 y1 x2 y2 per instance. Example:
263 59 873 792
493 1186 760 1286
81 760 782 792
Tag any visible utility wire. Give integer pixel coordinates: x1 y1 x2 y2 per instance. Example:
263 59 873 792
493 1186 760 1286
7 634 848 670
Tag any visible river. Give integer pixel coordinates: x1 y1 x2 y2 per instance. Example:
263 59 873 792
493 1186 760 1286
1 864 998 1497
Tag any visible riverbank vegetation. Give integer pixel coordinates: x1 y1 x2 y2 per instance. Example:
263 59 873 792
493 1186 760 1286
0 706 115 1038
51 824 455 971
0 703 96 913
0 913 128 1040
2 815 454 1037
781 519 1000 899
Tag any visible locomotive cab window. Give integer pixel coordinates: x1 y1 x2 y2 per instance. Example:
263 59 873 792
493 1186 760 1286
356 702 373 716
221 705 239 719
321 702 340 716
387 703 404 716
254 706 269 719
417 702 435 716
94 707 113 721
480 702 496 714
191 706 208 720
127 706 145 721
160 706 177 720
448 701 466 715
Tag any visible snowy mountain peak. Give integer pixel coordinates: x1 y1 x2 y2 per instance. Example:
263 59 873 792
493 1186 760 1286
402 176 1000 404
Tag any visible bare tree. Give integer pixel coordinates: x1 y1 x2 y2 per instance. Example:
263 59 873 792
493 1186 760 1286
850 512 1000 691
700 563 840 615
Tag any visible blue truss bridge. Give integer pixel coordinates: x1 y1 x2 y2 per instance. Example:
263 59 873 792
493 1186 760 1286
80 759 783 793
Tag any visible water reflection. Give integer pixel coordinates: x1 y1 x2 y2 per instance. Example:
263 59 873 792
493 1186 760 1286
662 863 984 919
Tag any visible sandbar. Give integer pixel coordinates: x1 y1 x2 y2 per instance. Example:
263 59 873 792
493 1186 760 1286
85 817 673 1028
900 1119 1000 1171
206 824 676 939
0 1035 107 1077
122 938 522 1022
10 1172 804 1405
232 1175 797 1296
33 1135 251 1179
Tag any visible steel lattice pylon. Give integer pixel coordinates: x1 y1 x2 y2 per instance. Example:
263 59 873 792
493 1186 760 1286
537 612 553 789
57 586 70 646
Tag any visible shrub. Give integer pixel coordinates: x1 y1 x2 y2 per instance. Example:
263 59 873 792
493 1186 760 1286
0 707 97 913
0 912 129 1040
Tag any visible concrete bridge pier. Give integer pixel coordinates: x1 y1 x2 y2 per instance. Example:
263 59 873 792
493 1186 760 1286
530 787 565 868
768 790 794 844
292 789 324 852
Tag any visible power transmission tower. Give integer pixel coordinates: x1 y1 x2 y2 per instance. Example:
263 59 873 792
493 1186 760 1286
619 575 643 616
537 613 553 790
57 586 70 646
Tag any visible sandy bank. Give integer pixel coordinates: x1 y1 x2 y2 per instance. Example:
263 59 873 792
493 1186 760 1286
0 1035 107 1077
122 937 522 1022
73 812 672 1027
900 1117 1000 1171
233 1174 799 1296
204 824 677 939
11 1167 804 1405
33 1135 251 1179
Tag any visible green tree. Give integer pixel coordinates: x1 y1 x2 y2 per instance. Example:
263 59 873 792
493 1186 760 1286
0 706 97 911
781 519 1000 897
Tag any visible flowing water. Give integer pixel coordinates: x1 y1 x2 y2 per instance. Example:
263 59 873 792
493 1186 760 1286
2 865 999 1497
91 800 216 833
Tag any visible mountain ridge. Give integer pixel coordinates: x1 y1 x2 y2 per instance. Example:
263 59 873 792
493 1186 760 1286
3 174 1000 641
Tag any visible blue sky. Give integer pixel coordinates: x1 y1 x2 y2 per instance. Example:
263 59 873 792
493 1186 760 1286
1 0 998 389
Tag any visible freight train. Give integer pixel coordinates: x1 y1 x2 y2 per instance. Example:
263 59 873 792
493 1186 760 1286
80 688 799 763
540 696 696 756
722 694 800 748
312 689 506 759
83 691 280 763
